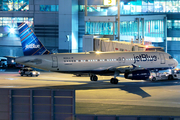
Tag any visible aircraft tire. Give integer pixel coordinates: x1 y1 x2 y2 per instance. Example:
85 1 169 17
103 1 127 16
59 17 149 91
168 75 173 80
90 75 98 81
92 75 98 81
110 78 118 84
90 75 93 81
124 72 129 79
152 77 156 81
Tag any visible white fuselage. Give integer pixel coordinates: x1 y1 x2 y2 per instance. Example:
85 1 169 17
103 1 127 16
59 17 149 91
15 51 178 74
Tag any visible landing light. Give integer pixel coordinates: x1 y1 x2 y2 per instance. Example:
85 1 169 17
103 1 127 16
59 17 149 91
96 51 101 54
175 68 179 71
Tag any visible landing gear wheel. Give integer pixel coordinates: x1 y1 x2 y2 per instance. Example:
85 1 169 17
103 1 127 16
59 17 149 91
152 77 156 81
90 75 93 81
124 72 129 79
110 78 118 84
168 75 173 80
90 75 98 81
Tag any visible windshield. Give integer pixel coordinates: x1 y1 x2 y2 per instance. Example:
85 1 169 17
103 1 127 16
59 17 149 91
169 56 173 59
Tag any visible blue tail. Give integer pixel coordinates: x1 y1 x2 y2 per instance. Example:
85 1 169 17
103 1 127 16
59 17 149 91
17 23 50 56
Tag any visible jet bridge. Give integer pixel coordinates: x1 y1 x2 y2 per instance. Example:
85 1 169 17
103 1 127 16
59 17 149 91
83 35 164 52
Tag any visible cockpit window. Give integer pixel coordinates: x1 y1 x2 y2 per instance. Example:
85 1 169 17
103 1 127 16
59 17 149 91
169 56 173 59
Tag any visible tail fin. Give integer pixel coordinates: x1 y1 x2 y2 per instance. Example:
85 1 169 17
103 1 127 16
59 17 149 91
17 22 50 56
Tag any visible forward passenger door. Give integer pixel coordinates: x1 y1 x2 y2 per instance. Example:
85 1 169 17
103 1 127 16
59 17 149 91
159 53 165 64
52 56 58 68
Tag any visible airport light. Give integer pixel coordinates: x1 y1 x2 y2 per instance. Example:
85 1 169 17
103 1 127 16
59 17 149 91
96 51 101 54
9 28 15 34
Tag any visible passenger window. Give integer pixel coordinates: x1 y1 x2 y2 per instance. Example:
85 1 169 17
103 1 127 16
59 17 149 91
79 60 81 62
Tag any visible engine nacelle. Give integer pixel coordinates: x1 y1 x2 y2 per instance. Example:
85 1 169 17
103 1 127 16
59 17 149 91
125 69 150 80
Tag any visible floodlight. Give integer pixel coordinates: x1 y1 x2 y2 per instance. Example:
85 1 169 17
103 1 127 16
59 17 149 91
9 28 15 34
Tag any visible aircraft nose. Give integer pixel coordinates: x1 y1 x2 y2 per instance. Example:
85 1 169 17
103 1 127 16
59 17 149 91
174 59 179 67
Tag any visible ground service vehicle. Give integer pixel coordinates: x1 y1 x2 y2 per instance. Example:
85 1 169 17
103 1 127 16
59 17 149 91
19 67 40 77
0 57 7 67
149 69 180 81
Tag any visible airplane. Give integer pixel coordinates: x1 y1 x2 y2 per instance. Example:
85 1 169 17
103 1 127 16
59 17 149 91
15 23 179 84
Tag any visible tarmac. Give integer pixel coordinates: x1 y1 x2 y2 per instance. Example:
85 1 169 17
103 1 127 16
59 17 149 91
1 68 180 116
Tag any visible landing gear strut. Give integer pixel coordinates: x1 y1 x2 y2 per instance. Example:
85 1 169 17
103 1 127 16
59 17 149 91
90 75 98 81
110 70 119 84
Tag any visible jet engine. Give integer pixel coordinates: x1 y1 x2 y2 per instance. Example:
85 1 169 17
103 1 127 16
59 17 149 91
124 69 150 80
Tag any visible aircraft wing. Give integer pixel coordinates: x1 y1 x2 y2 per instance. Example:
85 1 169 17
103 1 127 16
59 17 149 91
108 64 144 73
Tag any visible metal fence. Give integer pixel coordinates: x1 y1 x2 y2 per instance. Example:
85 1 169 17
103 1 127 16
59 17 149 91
0 89 75 120
75 115 180 120
0 88 180 120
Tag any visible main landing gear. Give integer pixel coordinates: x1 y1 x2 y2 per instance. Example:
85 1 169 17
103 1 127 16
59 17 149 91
110 70 119 84
89 71 119 84
110 78 118 84
90 74 98 81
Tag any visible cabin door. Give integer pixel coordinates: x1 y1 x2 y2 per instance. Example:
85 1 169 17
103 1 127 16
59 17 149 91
52 56 58 68
159 53 165 64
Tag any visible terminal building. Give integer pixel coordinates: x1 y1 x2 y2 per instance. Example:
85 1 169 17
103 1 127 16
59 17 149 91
0 0 180 62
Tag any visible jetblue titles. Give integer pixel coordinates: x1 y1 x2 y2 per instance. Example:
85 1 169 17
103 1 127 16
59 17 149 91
133 54 157 63
25 44 40 49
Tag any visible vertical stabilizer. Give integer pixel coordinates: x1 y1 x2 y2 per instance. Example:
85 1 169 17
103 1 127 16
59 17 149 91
17 23 50 56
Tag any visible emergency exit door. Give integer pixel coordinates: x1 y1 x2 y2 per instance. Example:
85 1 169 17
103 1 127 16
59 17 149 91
52 56 58 68
159 53 165 64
